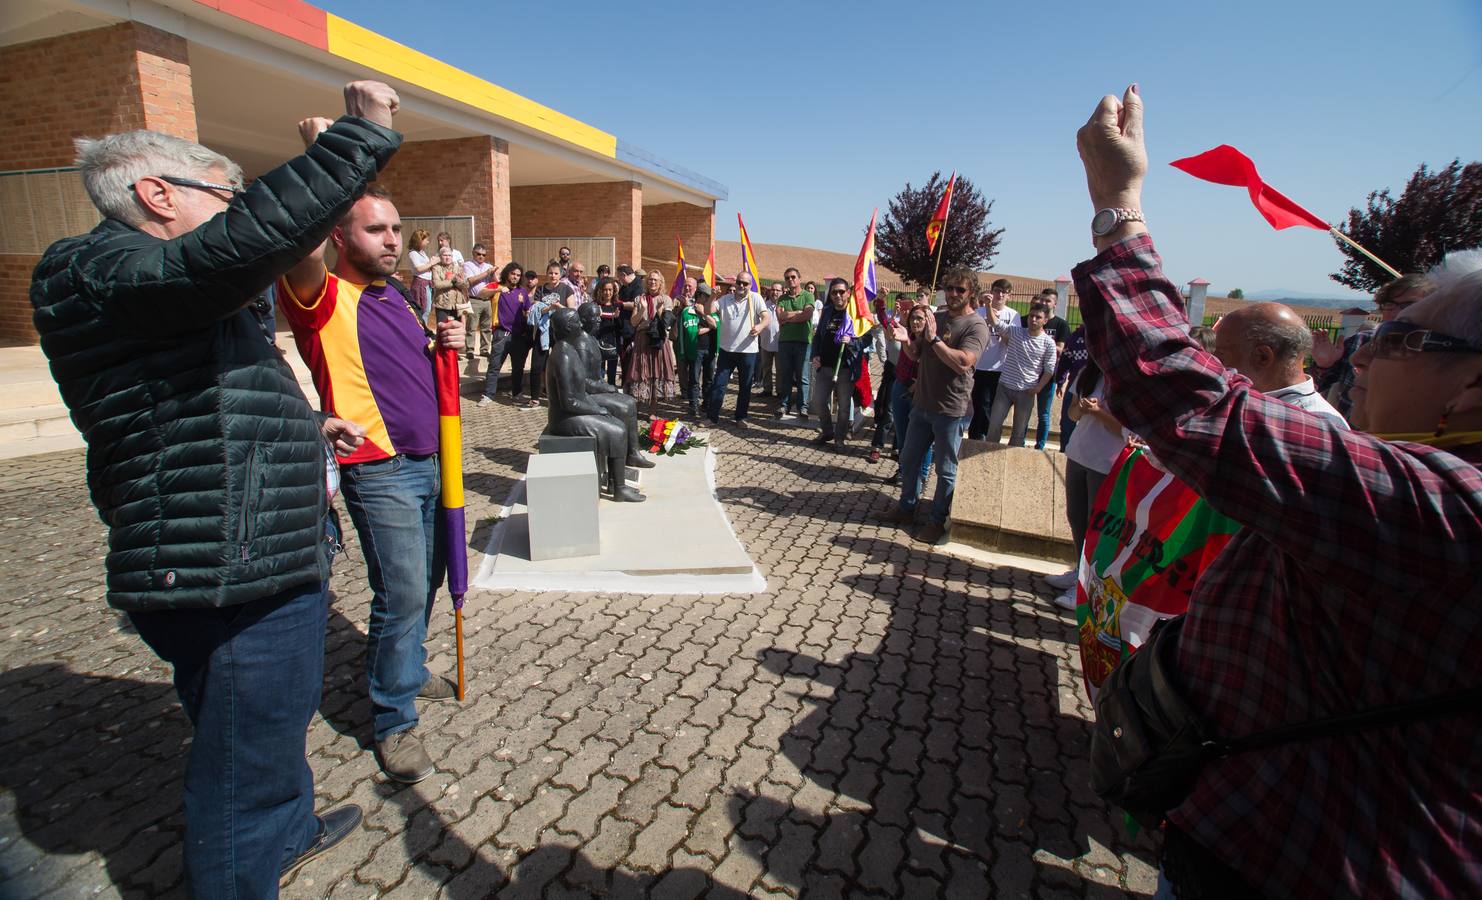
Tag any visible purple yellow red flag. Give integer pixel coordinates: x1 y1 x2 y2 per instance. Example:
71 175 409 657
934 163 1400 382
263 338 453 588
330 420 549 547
1169 145 1328 231
737 214 762 293
701 245 716 290
925 171 956 254
433 344 468 698
848 209 878 341
670 236 687 299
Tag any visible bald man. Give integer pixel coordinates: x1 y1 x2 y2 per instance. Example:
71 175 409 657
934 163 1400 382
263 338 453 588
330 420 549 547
1213 302 1347 426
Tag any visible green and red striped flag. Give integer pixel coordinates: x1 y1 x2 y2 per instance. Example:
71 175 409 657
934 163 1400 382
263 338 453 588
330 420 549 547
1075 446 1243 698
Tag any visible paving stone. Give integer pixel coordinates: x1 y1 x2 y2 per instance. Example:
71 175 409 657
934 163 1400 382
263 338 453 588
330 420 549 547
0 394 1155 900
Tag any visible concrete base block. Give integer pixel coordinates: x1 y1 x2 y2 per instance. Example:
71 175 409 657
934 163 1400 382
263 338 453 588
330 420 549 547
526 452 600 561
952 441 1074 562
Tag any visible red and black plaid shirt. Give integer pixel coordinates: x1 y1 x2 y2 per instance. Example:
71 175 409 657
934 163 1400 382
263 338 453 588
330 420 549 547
1073 235 1482 899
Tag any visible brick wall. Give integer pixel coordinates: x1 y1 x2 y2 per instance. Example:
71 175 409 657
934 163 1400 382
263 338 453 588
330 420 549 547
0 256 41 343
641 201 714 278
373 136 511 266
0 22 195 170
511 181 642 269
0 22 196 344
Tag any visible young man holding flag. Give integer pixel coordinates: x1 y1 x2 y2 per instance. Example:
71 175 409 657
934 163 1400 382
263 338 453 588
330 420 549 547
281 139 465 787
810 278 864 450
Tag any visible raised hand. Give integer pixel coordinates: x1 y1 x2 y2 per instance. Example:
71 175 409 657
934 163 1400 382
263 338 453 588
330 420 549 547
1311 330 1344 368
343 80 399 129
297 117 335 150
1076 84 1147 212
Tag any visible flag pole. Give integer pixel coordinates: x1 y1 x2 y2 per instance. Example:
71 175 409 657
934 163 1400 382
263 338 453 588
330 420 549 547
1328 228 1402 280
928 182 955 294
455 610 465 700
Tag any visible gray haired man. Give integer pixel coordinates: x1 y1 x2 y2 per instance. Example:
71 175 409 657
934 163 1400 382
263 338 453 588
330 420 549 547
29 81 401 896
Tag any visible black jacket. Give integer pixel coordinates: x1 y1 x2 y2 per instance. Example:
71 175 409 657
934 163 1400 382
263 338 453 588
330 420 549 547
811 305 863 381
30 117 401 611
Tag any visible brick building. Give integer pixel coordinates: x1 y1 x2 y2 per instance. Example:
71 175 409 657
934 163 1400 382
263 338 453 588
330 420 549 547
0 0 726 344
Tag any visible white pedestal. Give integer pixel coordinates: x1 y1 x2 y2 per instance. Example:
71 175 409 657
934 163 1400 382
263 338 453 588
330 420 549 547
526 453 599 561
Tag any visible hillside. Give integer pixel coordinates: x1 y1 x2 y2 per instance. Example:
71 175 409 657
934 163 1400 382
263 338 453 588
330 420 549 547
706 239 1355 321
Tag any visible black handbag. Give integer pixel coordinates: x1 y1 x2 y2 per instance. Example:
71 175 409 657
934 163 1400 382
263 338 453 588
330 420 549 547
1090 614 1482 828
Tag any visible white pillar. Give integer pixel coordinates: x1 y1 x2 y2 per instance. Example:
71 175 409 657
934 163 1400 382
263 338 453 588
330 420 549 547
1054 276 1070 320
1187 278 1210 326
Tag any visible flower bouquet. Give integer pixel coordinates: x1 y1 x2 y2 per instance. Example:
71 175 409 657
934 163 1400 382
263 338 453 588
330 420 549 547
642 419 709 456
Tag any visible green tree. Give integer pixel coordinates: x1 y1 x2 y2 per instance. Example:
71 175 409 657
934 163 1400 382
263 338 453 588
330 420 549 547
1331 160 1482 293
1228 288 1244 299
876 172 1004 287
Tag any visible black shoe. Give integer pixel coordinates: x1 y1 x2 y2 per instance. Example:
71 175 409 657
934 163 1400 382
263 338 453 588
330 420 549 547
281 804 362 880
882 471 901 486
811 433 834 446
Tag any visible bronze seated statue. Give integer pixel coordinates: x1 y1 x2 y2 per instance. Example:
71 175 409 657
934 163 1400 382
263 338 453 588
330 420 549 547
545 307 652 503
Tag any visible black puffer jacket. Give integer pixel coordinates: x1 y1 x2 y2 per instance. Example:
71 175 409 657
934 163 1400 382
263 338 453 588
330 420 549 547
30 117 401 611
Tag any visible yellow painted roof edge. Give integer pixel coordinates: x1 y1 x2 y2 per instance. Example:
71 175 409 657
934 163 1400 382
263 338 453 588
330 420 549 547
324 14 618 159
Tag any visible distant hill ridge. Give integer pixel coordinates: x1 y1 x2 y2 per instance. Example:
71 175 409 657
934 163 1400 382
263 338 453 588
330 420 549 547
674 240 1355 319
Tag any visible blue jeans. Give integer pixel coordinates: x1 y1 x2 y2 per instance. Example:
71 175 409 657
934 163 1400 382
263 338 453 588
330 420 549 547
776 341 808 410
340 454 444 742
129 581 328 898
680 348 711 411
1034 380 1058 450
890 381 934 480
706 349 757 422
896 408 971 525
481 328 511 399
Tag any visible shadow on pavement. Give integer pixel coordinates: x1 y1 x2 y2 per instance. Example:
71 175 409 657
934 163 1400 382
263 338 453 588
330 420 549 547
732 532 1157 894
0 662 188 897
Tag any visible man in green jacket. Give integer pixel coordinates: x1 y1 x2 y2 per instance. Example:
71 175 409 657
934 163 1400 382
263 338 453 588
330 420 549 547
29 81 401 897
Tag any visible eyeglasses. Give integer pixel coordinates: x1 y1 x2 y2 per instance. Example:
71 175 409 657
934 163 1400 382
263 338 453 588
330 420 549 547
829 289 848 296
943 285 969 295
1367 320 1482 360
473 252 486 257
132 175 242 198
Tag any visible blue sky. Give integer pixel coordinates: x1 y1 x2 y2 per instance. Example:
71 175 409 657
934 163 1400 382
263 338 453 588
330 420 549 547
324 0 1481 298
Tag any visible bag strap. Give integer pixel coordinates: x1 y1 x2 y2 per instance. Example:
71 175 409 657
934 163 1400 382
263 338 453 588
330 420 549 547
1220 682 1482 757
1149 616 1482 757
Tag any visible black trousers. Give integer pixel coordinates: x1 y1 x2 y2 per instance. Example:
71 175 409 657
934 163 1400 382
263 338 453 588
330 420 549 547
968 369 1001 440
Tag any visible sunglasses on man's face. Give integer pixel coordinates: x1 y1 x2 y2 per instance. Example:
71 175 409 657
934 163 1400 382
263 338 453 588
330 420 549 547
943 285 969 295
1368 320 1482 361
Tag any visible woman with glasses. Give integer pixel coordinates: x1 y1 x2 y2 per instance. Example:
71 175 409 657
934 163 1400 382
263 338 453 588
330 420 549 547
1312 273 1434 419
1075 85 1482 900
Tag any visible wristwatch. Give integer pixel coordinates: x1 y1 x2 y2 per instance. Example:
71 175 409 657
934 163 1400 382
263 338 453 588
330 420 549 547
930 336 943 346
1091 207 1145 237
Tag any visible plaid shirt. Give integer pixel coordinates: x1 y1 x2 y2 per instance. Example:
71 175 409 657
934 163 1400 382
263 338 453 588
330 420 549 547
1073 235 1482 899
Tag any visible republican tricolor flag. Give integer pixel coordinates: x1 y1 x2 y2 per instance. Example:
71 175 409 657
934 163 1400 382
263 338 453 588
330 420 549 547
925 171 956 254
701 244 716 290
670 236 687 299
848 209 879 341
737 214 761 293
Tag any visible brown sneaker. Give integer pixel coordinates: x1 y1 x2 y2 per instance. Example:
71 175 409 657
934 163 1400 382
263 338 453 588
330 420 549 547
417 674 458 703
914 521 947 545
375 729 434 784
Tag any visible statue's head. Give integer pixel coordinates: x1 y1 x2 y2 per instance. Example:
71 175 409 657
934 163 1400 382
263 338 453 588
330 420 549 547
577 301 600 334
550 307 582 341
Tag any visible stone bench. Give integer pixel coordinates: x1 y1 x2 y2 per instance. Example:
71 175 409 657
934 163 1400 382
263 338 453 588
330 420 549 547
526 452 599 561
950 440 1074 562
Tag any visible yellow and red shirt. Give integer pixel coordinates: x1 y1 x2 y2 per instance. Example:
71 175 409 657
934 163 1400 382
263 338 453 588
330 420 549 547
279 272 437 465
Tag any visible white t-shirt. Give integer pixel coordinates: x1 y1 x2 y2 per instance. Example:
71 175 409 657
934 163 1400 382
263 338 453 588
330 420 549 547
716 291 762 353
1065 381 1126 474
975 305 1021 371
758 300 780 352
408 249 431 283
1268 377 1349 428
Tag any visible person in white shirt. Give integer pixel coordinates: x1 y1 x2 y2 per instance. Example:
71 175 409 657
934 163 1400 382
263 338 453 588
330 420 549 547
461 243 496 360
985 305 1059 446
756 283 781 396
704 272 770 426
970 278 1021 438
1213 302 1349 427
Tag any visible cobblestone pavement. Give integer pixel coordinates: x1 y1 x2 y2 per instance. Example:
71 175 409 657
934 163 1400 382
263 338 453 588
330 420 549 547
0 376 1158 899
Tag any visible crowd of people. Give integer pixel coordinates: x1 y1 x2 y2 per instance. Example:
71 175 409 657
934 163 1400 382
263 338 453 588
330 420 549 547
28 75 1480 900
